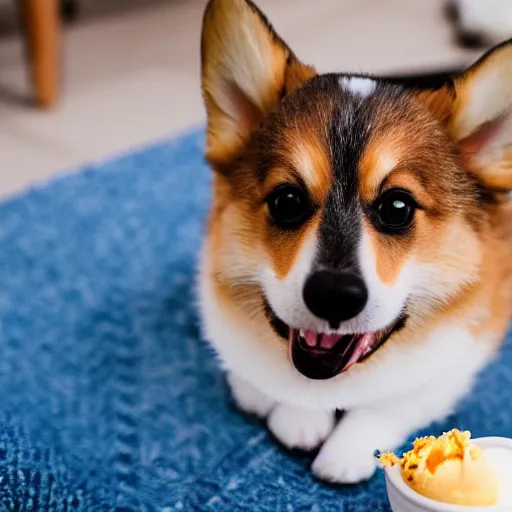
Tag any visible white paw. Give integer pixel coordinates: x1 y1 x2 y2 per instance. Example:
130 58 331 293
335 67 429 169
311 410 383 483
227 373 275 418
267 404 335 451
312 436 377 484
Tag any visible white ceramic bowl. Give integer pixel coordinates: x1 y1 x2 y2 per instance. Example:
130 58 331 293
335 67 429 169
384 436 512 512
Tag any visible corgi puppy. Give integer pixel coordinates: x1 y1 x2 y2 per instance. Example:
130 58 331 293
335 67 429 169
198 0 512 483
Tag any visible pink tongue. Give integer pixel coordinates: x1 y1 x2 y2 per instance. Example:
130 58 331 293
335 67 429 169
302 330 319 347
319 332 345 349
302 330 344 349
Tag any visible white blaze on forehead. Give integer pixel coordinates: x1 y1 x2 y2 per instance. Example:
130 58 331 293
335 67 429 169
339 77 376 98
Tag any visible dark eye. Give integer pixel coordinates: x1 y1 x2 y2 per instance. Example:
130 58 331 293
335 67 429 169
372 189 417 233
267 184 313 229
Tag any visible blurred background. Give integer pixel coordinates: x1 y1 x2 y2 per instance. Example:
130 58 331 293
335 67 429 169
0 0 489 199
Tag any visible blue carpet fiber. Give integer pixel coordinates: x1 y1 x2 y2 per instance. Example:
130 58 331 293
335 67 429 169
0 129 511 512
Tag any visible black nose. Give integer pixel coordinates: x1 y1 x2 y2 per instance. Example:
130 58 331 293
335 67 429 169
303 270 368 328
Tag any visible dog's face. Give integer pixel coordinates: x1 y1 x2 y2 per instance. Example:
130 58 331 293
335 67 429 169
201 0 512 382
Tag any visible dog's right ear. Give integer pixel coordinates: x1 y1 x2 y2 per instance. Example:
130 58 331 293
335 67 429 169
201 0 315 167
416 39 512 193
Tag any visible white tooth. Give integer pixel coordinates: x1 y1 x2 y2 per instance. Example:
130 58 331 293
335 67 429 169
299 329 305 337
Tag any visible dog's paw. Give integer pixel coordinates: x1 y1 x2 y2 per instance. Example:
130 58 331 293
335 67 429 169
227 373 275 418
311 415 378 484
268 404 335 451
312 439 376 484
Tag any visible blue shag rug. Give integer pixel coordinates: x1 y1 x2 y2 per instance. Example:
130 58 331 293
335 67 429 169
0 129 511 512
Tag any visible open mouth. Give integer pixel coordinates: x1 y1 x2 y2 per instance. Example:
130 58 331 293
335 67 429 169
263 300 407 380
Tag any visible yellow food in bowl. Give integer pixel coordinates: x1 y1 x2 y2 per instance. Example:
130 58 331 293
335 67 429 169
380 429 499 506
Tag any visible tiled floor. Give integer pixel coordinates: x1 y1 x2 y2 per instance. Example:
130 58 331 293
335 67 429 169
0 0 478 198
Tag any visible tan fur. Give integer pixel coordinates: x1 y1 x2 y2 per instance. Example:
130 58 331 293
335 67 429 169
261 127 332 203
359 140 398 202
364 222 409 287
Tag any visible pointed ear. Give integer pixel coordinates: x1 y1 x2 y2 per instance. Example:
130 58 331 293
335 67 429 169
417 39 512 192
201 0 316 166
451 40 512 192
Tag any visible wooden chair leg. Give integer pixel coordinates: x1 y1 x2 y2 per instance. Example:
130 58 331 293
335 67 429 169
19 0 61 107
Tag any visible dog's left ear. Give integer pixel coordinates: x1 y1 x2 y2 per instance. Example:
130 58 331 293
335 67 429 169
201 0 315 167
419 40 512 192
